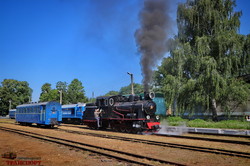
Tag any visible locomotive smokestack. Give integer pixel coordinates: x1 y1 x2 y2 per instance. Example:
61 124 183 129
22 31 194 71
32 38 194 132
135 0 174 91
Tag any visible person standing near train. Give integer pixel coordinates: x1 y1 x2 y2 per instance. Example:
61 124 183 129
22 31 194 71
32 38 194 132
94 108 102 128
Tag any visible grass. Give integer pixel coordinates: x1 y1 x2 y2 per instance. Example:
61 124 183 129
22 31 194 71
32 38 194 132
160 116 250 130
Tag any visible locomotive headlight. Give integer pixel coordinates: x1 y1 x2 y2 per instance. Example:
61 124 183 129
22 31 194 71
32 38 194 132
146 115 150 119
156 115 160 120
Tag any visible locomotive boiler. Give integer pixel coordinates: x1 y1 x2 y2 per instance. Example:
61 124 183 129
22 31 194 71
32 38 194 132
83 92 160 133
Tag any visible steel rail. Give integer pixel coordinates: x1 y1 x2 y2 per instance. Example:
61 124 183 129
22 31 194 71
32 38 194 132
0 126 185 166
61 124 250 145
58 128 250 159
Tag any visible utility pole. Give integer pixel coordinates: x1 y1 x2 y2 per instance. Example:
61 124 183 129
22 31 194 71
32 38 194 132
59 90 62 104
9 100 12 110
127 72 134 95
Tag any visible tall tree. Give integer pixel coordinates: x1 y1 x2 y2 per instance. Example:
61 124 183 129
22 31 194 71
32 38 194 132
56 81 68 104
119 83 144 95
155 0 250 120
105 91 119 96
39 83 59 102
0 79 32 115
40 83 52 95
67 79 87 103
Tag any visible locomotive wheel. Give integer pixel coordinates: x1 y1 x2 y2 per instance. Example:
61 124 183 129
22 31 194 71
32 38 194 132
114 126 120 132
120 127 126 133
132 129 139 134
125 128 132 133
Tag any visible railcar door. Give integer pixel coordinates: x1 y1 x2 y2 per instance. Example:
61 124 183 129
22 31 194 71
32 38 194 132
47 102 62 125
40 105 46 123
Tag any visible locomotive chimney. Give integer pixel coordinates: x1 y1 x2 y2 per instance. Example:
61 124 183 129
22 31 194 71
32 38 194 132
144 91 149 100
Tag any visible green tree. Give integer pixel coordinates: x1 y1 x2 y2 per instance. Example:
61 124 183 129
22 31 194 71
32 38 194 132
67 79 87 103
39 83 59 102
119 83 144 95
155 0 250 120
40 83 52 95
104 91 119 96
56 81 68 104
0 79 32 115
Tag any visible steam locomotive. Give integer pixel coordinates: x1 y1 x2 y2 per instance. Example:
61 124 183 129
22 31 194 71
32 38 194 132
83 92 160 133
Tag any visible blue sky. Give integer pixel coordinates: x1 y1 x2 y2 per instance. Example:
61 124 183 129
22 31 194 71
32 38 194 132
0 0 249 102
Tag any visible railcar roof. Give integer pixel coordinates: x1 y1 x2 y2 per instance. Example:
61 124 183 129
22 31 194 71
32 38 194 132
16 101 59 108
62 103 86 108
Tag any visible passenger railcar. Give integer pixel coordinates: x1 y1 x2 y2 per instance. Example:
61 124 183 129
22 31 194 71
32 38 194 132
9 109 16 119
62 103 85 124
83 92 160 133
16 101 62 127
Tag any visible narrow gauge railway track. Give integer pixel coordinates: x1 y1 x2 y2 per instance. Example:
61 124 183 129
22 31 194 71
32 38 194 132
58 128 250 159
61 124 250 145
0 126 185 166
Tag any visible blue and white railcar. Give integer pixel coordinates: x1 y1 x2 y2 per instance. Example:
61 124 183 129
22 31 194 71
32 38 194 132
9 109 16 119
16 101 62 127
62 103 85 124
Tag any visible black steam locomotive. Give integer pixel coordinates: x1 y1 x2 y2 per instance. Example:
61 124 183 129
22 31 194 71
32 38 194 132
82 92 160 133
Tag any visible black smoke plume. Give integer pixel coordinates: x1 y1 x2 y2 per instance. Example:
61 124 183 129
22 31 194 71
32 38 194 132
135 0 174 91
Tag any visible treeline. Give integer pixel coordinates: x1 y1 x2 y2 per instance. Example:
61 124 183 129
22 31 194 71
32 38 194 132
104 83 143 96
0 78 144 115
39 79 88 104
0 79 32 115
153 0 250 120
0 78 88 115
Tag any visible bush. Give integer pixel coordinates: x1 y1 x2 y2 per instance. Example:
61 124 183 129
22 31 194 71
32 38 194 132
159 116 250 129
161 116 188 126
188 119 250 129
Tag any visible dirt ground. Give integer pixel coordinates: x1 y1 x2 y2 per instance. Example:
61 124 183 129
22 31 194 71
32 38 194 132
1 120 250 166
0 131 131 166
